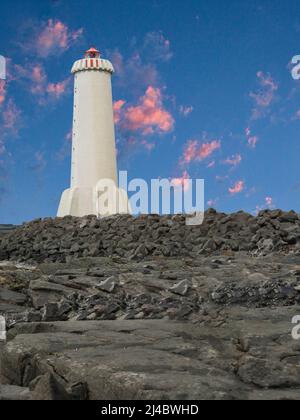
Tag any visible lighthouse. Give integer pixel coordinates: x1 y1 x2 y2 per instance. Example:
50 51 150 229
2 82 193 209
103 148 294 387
57 48 130 218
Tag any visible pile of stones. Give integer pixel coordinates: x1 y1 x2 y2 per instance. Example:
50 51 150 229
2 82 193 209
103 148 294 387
0 252 300 325
0 209 300 264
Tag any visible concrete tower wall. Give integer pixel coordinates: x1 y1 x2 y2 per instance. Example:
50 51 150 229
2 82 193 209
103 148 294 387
71 70 117 189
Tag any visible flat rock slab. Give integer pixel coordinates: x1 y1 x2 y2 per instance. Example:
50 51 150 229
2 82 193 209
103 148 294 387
0 288 27 305
0 384 30 400
1 306 300 400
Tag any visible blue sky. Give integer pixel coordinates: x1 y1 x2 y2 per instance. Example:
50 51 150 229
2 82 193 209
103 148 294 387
0 0 300 224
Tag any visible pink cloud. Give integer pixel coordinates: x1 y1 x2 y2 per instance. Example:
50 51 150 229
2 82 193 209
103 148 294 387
179 105 194 117
181 139 221 165
120 86 174 135
255 196 275 214
171 170 190 191
245 127 259 149
0 80 6 106
207 160 215 168
223 154 242 167
110 33 174 156
30 65 47 94
229 180 244 195
141 139 155 152
250 71 278 119
265 196 273 207
207 198 218 207
14 63 69 103
248 136 258 148
31 65 46 83
196 141 221 160
47 79 69 98
2 99 22 135
0 96 22 156
36 20 83 57
113 100 126 124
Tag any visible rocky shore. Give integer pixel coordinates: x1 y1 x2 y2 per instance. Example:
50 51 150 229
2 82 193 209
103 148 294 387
1 209 300 264
0 211 300 400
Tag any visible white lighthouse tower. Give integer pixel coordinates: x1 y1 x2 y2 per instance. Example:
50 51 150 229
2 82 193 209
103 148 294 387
58 48 130 218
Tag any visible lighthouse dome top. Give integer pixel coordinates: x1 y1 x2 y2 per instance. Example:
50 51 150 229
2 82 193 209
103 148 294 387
71 47 114 74
84 47 101 58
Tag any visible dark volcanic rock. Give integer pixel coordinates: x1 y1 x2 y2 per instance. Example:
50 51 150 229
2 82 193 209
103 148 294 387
0 212 300 400
1 309 300 400
0 210 299 264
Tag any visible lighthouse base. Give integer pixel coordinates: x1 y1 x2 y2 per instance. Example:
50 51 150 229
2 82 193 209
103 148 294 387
57 181 131 218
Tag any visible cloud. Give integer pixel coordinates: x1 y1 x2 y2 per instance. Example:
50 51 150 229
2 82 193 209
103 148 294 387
181 139 221 165
207 198 218 207
0 98 22 159
65 130 72 142
223 154 242 167
116 86 174 136
116 135 156 161
255 196 275 213
250 71 278 120
110 31 172 93
140 139 155 152
16 64 48 95
35 19 83 58
245 127 259 149
2 99 22 136
30 151 47 172
14 63 70 104
265 196 274 207
142 31 173 62
0 80 6 106
110 31 174 158
46 79 70 99
179 105 194 117
229 180 244 195
113 100 126 124
111 50 159 93
171 170 190 192
56 129 72 161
